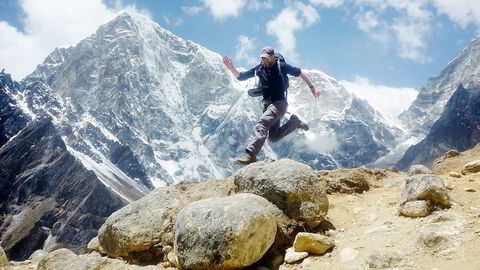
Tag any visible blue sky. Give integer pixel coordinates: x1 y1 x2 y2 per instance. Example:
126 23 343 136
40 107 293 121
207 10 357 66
0 0 479 118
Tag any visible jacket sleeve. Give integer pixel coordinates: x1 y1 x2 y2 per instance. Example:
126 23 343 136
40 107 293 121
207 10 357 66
282 63 302 77
237 64 260 81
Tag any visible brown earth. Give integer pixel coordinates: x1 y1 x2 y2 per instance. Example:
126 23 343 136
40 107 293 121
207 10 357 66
280 149 480 270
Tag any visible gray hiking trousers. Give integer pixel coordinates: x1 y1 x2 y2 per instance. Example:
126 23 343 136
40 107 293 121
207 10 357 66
245 99 300 156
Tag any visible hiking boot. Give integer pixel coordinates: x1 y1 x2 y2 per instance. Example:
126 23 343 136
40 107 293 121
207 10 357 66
234 152 257 165
290 114 309 131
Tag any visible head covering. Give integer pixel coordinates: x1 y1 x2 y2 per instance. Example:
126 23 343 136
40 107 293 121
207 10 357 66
260 47 275 58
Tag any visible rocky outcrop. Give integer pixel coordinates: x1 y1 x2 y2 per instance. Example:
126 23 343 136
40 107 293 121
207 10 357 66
0 118 126 260
234 159 329 228
174 193 280 269
0 72 30 148
407 165 433 176
462 160 480 174
399 175 450 217
316 168 388 194
97 179 234 263
397 84 480 170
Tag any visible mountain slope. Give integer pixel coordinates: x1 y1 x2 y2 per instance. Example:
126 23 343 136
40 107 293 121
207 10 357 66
397 84 480 170
399 37 480 137
16 12 404 187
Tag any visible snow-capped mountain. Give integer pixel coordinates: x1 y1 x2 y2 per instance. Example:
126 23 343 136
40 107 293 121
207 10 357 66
399 37 480 137
13 12 403 189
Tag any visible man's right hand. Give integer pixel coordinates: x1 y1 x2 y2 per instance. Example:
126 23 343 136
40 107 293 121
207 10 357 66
223 56 234 70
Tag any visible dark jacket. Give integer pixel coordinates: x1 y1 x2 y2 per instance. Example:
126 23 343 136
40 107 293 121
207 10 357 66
238 60 302 103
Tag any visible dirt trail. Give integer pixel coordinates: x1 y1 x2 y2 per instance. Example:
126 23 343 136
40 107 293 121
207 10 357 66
281 170 480 270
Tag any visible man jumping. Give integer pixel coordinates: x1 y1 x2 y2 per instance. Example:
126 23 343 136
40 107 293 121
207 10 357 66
223 47 320 165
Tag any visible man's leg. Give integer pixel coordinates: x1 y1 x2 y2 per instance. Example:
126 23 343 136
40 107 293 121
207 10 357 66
245 100 287 157
268 114 308 143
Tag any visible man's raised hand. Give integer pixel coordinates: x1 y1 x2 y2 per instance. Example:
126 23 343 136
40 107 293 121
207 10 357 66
223 56 234 70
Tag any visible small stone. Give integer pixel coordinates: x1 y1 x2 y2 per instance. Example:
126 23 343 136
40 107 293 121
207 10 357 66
293 233 335 255
162 245 173 254
163 261 171 268
340 248 359 262
469 179 475 182
167 252 177 266
449 171 461 178
284 250 309 264
465 188 476 192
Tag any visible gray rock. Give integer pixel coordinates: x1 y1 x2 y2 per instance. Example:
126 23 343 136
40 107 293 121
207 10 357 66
28 249 48 263
400 175 450 210
37 248 162 270
234 159 329 227
174 193 279 270
400 200 431 218
365 250 403 269
0 246 8 267
284 248 308 264
408 165 433 176
98 179 233 262
462 160 480 174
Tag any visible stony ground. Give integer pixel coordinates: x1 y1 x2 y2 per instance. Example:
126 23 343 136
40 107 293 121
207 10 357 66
280 152 480 270
3 149 480 270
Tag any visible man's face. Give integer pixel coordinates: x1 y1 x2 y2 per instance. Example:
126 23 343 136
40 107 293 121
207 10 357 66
261 55 275 66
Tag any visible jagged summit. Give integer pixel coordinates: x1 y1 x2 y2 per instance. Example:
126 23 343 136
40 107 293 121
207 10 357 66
399 36 480 136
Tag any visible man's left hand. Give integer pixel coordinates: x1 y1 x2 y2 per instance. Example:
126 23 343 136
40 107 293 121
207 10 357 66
311 87 321 97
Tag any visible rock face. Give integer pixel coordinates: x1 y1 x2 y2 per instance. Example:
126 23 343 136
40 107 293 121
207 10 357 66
174 193 280 270
0 72 30 148
97 179 233 263
233 159 328 227
397 84 480 170
399 175 450 217
399 37 480 136
0 118 126 260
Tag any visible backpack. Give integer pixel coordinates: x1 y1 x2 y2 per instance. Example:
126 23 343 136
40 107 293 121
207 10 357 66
248 53 289 98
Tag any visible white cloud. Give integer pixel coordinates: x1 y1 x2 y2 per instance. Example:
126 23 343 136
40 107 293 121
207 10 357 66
309 0 345 8
235 35 258 66
0 0 147 80
181 5 204 15
340 75 418 118
201 0 247 20
391 18 432 63
266 2 319 61
248 0 273 11
431 0 480 28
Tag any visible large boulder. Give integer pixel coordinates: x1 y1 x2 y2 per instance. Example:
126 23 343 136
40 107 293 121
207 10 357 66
407 165 433 176
97 179 233 263
399 175 450 217
234 159 328 227
462 160 480 175
174 193 280 270
316 168 389 194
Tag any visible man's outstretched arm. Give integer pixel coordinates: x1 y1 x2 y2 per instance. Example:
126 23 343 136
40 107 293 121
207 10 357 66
223 56 240 79
299 72 320 97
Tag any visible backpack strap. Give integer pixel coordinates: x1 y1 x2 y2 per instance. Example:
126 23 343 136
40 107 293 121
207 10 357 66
276 59 288 101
